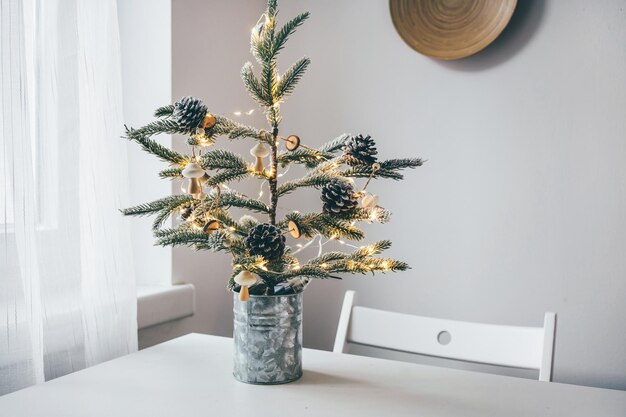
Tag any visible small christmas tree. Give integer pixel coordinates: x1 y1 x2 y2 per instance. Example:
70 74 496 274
122 0 423 299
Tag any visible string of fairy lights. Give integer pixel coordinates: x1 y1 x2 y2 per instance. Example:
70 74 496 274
174 9 395 295
120 4 421 302
176 106 390 285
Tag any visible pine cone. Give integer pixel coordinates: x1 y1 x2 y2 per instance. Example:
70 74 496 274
245 223 286 261
321 179 358 215
173 96 208 132
343 134 378 166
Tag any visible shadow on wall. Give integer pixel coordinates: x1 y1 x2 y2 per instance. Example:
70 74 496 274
437 0 547 72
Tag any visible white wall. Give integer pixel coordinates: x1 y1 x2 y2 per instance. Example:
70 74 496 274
170 0 626 390
118 0 172 286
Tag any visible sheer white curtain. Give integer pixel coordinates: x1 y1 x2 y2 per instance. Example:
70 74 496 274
0 0 137 395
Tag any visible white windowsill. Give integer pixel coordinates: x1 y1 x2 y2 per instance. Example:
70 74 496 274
137 284 196 330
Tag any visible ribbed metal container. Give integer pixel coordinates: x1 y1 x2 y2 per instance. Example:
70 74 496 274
233 292 303 384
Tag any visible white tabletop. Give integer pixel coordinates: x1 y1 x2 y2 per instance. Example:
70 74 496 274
1 333 625 416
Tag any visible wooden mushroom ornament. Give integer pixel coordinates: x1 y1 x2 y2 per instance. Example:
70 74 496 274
250 142 270 172
182 162 205 178
182 162 206 199
235 270 258 301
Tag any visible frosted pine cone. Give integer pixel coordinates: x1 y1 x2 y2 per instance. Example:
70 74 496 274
321 179 358 215
343 134 378 166
245 223 286 261
173 96 208 132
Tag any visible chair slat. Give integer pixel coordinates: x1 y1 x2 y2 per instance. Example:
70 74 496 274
334 291 556 380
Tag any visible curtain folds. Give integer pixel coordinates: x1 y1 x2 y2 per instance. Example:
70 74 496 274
0 0 137 395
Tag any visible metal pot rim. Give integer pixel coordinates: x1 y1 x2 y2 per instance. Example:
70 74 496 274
231 290 304 298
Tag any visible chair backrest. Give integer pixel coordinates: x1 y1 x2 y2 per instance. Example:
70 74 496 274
333 291 556 381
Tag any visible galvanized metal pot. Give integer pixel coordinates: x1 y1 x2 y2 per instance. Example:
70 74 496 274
233 292 303 384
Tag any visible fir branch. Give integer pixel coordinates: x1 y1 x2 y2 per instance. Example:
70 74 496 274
267 0 278 18
341 165 404 180
210 209 238 230
128 118 188 137
309 251 350 264
266 105 282 127
154 104 175 118
277 172 336 196
156 224 238 253
203 230 234 252
189 192 268 228
280 212 318 238
227 277 236 292
121 194 194 232
318 133 350 153
250 29 269 65
159 168 182 179
152 208 174 231
380 158 424 171
279 211 364 241
250 15 279 113
238 215 260 233
156 228 234 253
274 56 310 100
262 19 277 63
201 149 248 171
156 229 210 248
209 210 252 238
205 168 250 187
262 60 278 108
277 135 351 168
121 194 193 217
124 126 187 165
211 115 267 142
276 265 329 280
345 207 392 224
303 241 407 275
310 158 342 174
241 62 272 107
349 240 392 258
328 257 409 274
211 191 270 214
228 236 248 256
232 255 268 274
277 148 333 168
227 124 263 141
342 158 423 180
186 135 216 147
253 19 281 123
274 12 310 55
340 157 424 180
153 227 182 238
311 214 365 241
251 5 277 64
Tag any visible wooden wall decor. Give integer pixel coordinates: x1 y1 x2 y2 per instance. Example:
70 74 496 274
390 0 517 60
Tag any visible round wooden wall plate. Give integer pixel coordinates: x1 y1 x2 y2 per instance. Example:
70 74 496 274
390 0 517 60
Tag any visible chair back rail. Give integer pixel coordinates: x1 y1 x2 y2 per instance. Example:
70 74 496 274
333 291 556 381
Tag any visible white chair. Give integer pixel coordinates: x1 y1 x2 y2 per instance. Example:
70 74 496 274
333 291 557 381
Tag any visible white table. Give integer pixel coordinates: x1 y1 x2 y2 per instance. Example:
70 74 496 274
1 334 625 416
